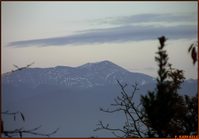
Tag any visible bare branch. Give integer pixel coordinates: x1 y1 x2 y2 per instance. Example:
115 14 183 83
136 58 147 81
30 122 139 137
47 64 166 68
2 111 25 122
95 80 148 137
94 121 126 137
1 111 59 138
10 62 35 73
3 127 59 138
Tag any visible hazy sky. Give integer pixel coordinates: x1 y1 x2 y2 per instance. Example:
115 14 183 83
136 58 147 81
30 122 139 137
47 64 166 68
2 2 198 79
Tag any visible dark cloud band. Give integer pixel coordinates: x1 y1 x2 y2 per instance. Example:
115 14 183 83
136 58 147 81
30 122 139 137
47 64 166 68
8 24 197 47
105 13 196 25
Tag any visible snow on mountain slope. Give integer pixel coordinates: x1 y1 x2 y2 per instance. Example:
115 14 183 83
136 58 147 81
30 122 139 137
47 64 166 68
2 60 155 89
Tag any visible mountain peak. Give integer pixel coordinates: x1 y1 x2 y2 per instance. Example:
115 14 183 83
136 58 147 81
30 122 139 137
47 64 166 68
96 60 114 64
78 60 127 72
79 60 112 66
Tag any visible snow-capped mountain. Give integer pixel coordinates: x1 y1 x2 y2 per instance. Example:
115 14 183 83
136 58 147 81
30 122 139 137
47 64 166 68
2 60 155 88
2 60 197 137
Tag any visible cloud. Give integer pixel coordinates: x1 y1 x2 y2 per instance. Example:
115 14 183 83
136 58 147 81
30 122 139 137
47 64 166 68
8 24 197 47
103 13 196 25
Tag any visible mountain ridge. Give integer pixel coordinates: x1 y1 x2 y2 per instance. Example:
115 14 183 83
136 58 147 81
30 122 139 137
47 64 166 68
2 60 197 96
3 60 155 88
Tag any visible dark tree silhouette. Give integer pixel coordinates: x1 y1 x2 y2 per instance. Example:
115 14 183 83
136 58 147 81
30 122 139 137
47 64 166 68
188 42 198 65
182 94 198 135
141 36 186 137
95 36 198 137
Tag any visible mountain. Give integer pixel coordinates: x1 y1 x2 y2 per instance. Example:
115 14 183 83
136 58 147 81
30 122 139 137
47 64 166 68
2 60 197 137
3 60 155 89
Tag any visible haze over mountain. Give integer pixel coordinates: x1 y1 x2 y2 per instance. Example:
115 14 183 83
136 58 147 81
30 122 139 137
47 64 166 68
2 60 197 137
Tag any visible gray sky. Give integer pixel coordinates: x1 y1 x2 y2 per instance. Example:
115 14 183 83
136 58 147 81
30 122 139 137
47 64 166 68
2 1 198 79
